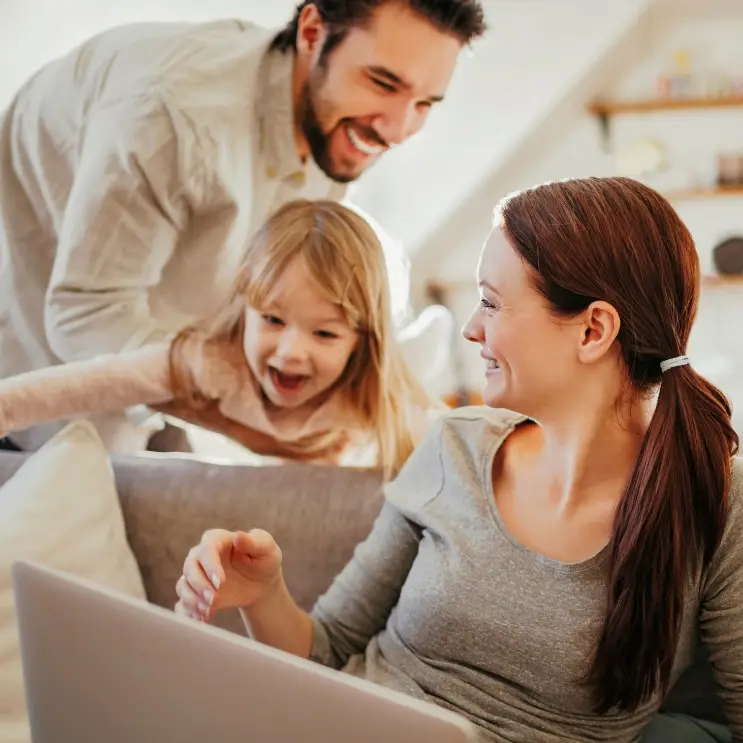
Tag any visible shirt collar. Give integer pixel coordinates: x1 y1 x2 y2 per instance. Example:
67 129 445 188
256 46 306 183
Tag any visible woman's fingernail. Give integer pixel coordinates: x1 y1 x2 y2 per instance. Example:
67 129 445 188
203 589 214 604
198 602 209 614
211 574 221 589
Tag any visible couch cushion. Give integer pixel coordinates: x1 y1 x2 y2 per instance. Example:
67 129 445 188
0 422 146 743
109 454 384 636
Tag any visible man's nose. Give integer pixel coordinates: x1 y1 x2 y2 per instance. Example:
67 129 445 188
373 100 422 146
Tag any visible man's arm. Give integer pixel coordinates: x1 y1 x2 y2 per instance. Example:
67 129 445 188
45 98 193 361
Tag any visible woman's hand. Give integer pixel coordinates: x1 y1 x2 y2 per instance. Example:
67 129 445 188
174 528 283 622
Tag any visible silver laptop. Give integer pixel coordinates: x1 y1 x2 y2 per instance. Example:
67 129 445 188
12 560 478 743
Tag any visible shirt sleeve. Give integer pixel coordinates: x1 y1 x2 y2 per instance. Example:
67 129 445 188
0 343 175 436
44 97 193 362
308 418 446 669
699 457 743 740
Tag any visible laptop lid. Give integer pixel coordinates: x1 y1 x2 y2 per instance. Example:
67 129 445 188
12 560 478 743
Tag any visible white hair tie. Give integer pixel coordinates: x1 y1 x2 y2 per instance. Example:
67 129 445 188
660 355 690 373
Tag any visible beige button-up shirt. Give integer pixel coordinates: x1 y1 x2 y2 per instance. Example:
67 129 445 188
0 19 346 451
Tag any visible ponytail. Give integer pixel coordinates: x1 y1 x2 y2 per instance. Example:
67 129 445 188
586 364 739 712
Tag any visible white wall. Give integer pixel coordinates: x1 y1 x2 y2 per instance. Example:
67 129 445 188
0 1 300 107
421 4 743 433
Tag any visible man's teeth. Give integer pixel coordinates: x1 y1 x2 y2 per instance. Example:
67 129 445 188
347 126 384 155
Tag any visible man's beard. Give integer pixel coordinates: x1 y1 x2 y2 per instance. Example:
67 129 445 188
297 82 349 183
297 71 385 184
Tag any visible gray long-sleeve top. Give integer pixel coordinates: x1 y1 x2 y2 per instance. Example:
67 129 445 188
309 407 743 742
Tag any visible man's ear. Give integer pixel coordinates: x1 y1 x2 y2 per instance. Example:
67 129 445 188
296 4 328 61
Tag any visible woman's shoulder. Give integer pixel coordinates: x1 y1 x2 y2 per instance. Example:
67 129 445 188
433 405 529 445
702 454 743 580
405 405 528 461
384 406 528 513
733 454 743 482
727 454 743 514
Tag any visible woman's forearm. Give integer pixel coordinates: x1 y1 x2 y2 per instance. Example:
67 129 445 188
239 577 314 659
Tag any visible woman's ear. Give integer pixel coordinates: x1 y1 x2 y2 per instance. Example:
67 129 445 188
577 300 621 366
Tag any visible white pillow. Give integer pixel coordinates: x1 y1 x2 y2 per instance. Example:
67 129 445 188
0 421 147 743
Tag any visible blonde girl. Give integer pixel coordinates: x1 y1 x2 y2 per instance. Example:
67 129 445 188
0 200 438 477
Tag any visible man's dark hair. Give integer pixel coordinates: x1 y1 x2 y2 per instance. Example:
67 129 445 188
270 1 487 57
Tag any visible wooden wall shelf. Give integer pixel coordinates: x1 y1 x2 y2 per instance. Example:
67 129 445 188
666 185 743 200
702 274 743 286
587 95 743 150
588 95 743 117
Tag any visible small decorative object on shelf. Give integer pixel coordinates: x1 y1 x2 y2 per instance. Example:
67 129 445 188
717 153 743 187
657 50 694 99
712 237 743 278
729 77 743 97
655 50 739 101
615 137 667 178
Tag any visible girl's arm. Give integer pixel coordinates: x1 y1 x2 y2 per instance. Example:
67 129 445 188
0 343 175 436
151 398 347 461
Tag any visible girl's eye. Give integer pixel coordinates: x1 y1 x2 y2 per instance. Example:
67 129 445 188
315 330 338 340
262 314 284 326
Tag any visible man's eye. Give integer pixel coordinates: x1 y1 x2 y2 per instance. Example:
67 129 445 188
373 78 396 93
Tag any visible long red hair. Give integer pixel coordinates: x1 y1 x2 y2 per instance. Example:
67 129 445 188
500 176 739 712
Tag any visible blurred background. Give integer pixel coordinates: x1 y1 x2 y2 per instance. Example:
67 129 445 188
1 0 741 439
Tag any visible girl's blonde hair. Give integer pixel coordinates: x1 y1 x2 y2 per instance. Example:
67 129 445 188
169 199 434 477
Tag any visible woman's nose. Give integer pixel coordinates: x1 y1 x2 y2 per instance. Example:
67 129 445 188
462 312 483 344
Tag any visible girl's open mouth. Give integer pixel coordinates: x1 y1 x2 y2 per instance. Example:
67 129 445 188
269 368 309 394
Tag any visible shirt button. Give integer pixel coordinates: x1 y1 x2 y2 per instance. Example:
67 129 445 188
291 171 306 185
266 166 277 178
